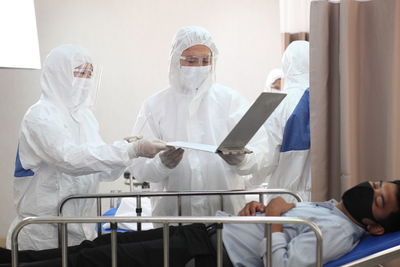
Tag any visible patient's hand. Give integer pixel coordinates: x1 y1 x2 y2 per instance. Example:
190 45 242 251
265 197 295 216
238 201 266 216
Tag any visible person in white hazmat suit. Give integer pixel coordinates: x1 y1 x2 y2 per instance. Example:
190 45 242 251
265 68 283 92
6 45 167 250
256 40 311 201
129 26 267 217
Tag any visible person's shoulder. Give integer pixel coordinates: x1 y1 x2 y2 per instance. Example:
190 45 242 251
23 100 60 121
80 108 99 124
267 89 305 117
142 87 172 106
283 87 308 102
20 100 65 132
212 83 242 96
210 83 248 104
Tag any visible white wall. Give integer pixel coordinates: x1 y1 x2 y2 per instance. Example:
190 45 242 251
0 0 281 238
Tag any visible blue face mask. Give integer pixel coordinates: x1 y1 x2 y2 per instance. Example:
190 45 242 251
342 182 376 226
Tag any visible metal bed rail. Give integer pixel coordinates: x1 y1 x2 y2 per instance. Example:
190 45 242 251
11 215 322 267
341 245 400 267
58 189 303 233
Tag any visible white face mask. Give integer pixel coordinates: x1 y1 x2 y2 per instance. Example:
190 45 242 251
72 77 93 91
180 66 211 91
72 77 93 108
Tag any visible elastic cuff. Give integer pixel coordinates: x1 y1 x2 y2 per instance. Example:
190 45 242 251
128 142 139 159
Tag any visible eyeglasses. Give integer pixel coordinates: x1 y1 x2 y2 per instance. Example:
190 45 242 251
73 65 93 78
180 55 213 66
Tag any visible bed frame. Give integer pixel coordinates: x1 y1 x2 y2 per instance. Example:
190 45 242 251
57 189 303 234
11 189 400 266
10 215 322 267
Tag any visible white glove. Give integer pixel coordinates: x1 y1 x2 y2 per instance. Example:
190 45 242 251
128 139 167 159
159 147 184 169
218 153 245 166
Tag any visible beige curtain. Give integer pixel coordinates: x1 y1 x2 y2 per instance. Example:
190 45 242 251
280 0 310 50
310 0 400 201
310 4 400 263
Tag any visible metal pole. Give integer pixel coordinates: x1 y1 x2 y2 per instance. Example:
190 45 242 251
177 195 182 216
219 195 224 211
58 223 62 249
265 224 272 267
61 223 68 267
58 189 304 216
11 233 18 267
259 193 264 204
315 225 323 267
129 175 133 192
136 195 142 231
111 222 118 267
216 224 223 267
97 197 102 236
177 195 182 226
163 223 169 267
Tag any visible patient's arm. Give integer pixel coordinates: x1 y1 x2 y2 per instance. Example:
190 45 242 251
264 197 295 232
270 225 355 267
238 197 295 232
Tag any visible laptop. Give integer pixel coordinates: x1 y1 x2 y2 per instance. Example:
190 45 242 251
166 92 286 154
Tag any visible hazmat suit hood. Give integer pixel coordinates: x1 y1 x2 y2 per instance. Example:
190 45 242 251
40 45 92 113
265 68 283 92
168 26 218 94
282 40 309 91
7 45 134 250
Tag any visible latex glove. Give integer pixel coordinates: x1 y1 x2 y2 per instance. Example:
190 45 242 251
218 153 245 166
128 139 167 159
159 147 184 169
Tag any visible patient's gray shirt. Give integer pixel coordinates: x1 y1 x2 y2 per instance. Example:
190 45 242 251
219 200 365 267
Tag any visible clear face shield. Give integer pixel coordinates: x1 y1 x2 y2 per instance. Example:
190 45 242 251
178 45 215 91
72 62 103 109
179 55 213 67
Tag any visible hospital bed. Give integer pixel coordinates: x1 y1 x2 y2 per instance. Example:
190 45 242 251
9 189 400 267
57 189 400 266
10 215 322 267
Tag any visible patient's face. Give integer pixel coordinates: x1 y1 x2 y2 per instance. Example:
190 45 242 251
370 181 399 221
342 181 399 227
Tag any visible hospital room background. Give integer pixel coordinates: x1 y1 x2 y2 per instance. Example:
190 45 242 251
0 0 283 246
2 0 400 266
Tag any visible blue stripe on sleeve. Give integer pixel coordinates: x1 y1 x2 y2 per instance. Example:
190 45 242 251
280 89 310 152
14 146 34 177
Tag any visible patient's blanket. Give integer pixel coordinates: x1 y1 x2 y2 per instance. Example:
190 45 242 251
103 197 154 231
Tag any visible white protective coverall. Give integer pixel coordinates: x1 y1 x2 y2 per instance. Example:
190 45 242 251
7 45 137 250
129 26 267 217
264 68 283 92
256 40 311 201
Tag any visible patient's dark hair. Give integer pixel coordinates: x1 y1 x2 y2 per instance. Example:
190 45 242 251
377 180 400 233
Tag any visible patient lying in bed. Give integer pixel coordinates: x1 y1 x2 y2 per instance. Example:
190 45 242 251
1 180 399 267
